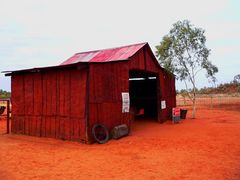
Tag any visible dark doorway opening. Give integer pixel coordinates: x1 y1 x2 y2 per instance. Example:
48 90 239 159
0 98 11 134
129 70 158 120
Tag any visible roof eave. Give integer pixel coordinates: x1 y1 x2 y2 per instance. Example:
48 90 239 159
2 62 89 76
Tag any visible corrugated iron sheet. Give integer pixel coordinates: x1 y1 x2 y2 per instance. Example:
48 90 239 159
10 41 176 143
61 42 147 65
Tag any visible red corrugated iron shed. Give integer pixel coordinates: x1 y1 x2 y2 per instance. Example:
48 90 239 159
5 42 176 143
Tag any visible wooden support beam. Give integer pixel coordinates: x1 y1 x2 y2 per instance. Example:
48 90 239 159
7 99 10 134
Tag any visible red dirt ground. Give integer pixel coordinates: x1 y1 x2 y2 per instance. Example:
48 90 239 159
1 104 240 180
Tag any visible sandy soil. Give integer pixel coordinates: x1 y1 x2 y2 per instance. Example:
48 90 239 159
1 104 240 180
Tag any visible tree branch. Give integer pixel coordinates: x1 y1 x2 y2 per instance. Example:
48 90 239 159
194 68 203 77
184 80 194 102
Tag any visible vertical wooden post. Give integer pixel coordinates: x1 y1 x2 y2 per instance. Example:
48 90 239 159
7 99 10 134
211 96 213 109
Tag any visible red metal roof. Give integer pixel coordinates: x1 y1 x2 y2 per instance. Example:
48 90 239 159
61 42 147 65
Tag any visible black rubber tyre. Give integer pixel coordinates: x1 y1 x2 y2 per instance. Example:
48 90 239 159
92 123 109 144
0 106 6 115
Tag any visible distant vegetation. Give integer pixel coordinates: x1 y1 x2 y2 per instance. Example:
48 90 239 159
177 81 240 95
0 89 11 98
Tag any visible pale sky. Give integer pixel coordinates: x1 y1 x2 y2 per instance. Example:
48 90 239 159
0 0 240 91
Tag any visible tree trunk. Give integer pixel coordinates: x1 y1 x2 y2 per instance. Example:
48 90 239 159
192 87 196 118
192 94 196 118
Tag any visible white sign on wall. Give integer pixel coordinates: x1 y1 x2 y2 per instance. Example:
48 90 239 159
122 92 130 113
161 100 166 109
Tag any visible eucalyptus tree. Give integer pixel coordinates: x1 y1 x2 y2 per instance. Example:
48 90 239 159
233 74 240 84
156 20 218 118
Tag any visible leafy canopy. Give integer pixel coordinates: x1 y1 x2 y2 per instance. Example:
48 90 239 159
233 74 240 84
156 20 218 84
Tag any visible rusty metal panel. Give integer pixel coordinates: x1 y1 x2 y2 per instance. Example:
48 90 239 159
35 116 41 136
129 48 145 70
12 75 25 116
11 75 25 134
88 62 129 141
145 50 159 73
70 69 87 118
33 73 42 116
70 69 87 141
24 74 34 115
61 43 146 65
58 70 70 116
23 74 34 135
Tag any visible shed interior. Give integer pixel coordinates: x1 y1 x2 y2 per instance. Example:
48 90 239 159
129 70 158 120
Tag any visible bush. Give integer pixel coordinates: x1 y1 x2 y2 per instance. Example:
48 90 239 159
0 89 11 98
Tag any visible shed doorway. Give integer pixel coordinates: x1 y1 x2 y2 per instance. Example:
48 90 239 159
129 70 159 120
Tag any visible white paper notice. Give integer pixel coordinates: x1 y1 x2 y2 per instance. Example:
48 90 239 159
122 92 130 113
161 100 166 109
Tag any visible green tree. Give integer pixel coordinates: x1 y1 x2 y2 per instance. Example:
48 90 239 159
233 74 240 93
156 20 218 118
233 74 240 84
0 89 11 98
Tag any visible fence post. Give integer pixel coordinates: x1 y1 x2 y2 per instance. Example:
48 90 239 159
211 96 213 109
7 100 10 134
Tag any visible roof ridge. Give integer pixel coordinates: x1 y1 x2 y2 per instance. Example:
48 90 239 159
75 42 147 55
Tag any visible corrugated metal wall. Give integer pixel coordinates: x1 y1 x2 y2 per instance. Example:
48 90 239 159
88 62 130 140
10 45 176 143
87 47 176 137
11 68 87 142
